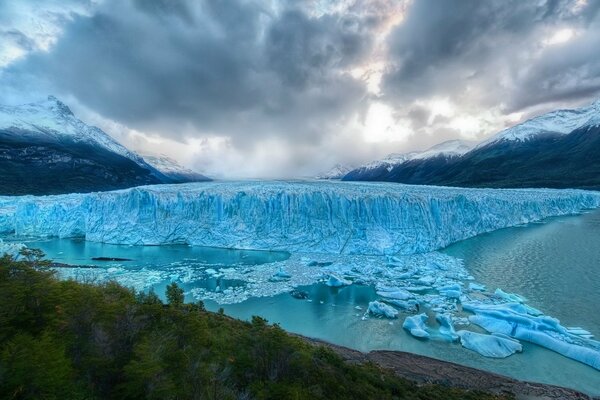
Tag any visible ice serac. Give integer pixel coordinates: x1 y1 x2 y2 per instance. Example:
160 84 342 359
1 181 599 255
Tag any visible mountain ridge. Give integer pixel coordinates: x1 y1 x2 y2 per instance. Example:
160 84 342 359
344 100 600 189
0 96 209 195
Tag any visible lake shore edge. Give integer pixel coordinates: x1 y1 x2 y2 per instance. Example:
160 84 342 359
296 334 598 400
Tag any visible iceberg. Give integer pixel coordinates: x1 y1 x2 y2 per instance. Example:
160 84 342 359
325 274 351 287
403 314 430 338
436 314 459 341
464 302 600 370
376 288 412 300
1 181 599 255
457 330 522 358
367 301 398 319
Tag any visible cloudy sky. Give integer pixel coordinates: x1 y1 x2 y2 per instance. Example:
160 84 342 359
1 0 600 178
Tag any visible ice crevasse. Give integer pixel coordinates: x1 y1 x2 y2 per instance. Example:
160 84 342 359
1 181 599 255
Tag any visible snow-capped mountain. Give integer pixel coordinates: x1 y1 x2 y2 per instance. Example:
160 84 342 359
0 96 150 167
482 99 600 146
142 154 210 183
345 99 600 189
315 163 355 179
0 96 202 195
344 140 473 181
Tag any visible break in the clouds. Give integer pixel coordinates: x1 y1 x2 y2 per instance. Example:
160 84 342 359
1 0 600 177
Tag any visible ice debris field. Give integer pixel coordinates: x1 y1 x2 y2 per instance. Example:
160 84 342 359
1 180 600 371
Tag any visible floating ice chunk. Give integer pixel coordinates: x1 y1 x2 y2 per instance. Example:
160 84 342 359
402 286 430 292
437 283 462 299
436 314 458 341
272 268 291 280
383 299 418 312
376 289 412 300
403 313 430 338
325 274 351 287
494 288 527 303
367 301 398 319
418 275 436 285
469 282 486 292
567 327 594 339
457 330 522 358
205 268 218 275
465 302 600 370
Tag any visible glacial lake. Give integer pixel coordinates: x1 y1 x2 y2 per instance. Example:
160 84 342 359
9 209 600 395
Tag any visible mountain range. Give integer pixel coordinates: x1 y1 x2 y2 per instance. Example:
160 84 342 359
343 99 600 189
0 96 209 195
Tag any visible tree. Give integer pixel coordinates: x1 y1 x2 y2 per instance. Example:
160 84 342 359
166 283 184 307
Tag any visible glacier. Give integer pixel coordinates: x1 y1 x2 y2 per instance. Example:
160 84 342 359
1 181 599 255
2 180 600 371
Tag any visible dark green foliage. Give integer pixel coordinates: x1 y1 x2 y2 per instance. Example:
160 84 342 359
166 282 184 307
0 256 509 400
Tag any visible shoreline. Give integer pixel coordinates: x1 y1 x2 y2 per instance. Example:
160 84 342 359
297 335 598 400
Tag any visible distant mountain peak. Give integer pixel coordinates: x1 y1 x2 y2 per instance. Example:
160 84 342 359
355 139 474 174
315 163 354 179
141 153 210 183
46 95 74 116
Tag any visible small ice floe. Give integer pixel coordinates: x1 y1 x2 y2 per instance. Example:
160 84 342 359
354 305 363 310
271 268 291 281
402 286 431 293
494 288 527 303
403 314 430 338
468 282 487 292
418 275 436 285
567 327 594 339
205 268 218 276
376 288 412 300
436 314 459 341
382 299 418 313
457 331 522 358
437 283 462 299
367 301 398 319
325 274 351 287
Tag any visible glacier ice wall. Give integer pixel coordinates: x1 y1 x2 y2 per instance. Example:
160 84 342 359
1 181 600 255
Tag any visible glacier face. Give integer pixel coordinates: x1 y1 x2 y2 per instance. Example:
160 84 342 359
1 181 600 255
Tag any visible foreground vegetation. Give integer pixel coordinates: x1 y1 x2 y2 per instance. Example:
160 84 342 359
0 252 509 400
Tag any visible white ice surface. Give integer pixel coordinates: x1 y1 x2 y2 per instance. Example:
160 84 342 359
1 181 599 256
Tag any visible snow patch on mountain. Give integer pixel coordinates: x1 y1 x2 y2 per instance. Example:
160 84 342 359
141 154 209 182
315 163 354 179
355 140 474 173
482 98 600 146
0 96 147 167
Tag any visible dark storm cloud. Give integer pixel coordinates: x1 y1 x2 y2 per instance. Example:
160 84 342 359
9 0 373 145
382 0 600 112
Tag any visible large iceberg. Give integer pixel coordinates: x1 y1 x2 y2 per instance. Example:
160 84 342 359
1 181 599 255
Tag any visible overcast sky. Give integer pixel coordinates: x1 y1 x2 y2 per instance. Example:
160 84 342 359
1 0 600 178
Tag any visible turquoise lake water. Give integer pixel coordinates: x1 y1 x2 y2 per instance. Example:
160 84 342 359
12 209 600 395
